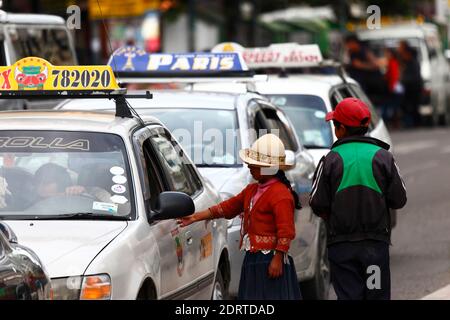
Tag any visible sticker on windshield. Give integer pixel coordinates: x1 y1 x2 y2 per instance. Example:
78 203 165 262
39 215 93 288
92 201 118 214
314 111 326 119
111 184 126 194
110 166 124 175
110 195 128 204
112 175 127 184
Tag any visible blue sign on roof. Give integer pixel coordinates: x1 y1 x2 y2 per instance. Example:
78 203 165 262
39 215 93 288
108 46 249 73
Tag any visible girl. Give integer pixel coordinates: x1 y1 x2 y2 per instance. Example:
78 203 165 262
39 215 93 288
178 133 302 300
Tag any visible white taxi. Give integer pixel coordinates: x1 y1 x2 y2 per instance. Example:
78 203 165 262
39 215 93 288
0 58 230 300
58 49 331 300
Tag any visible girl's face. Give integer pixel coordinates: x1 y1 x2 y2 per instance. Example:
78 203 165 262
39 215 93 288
248 165 273 183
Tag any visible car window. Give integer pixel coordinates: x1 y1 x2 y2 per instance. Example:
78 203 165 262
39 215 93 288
6 26 76 65
0 131 134 219
349 84 380 128
149 131 201 197
254 106 299 152
141 139 165 209
143 108 240 167
268 94 332 149
331 85 380 130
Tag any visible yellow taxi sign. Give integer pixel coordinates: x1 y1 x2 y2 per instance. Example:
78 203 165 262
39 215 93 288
0 57 120 91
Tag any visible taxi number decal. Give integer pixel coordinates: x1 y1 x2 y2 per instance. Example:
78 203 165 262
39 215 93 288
0 57 119 91
51 69 111 89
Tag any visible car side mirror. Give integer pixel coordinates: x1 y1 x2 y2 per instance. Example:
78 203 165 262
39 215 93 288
285 150 296 170
149 191 195 221
0 222 18 243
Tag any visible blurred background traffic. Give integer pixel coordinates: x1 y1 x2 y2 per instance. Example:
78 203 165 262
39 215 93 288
4 0 450 129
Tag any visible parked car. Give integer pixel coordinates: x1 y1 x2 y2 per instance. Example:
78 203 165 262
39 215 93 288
211 42 396 229
0 222 51 300
57 89 331 300
357 22 450 126
0 57 230 300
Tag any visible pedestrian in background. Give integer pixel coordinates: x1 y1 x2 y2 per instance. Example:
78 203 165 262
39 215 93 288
344 34 387 108
179 133 302 300
381 48 403 128
398 41 423 127
309 98 407 300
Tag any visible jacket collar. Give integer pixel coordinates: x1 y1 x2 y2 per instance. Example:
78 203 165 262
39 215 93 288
331 136 390 151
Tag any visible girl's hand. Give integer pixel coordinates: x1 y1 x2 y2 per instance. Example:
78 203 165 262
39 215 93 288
177 214 197 227
268 251 284 278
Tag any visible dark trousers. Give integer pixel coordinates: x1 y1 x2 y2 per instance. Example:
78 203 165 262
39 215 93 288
328 240 390 300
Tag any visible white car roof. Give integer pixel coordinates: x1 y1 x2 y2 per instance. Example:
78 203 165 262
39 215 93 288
0 110 160 136
0 12 66 25
254 74 355 95
357 23 437 40
58 90 239 111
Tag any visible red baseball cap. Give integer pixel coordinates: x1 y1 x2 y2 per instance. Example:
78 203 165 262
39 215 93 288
326 97 371 127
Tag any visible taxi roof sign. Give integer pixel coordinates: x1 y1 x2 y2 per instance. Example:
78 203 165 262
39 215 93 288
0 57 152 119
212 42 324 69
0 57 120 92
107 46 253 78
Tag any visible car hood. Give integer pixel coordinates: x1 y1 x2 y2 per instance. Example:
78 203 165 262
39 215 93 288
198 167 244 192
5 220 127 278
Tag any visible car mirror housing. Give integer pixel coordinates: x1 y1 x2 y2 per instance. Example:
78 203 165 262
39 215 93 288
0 222 18 243
285 150 296 169
149 191 195 221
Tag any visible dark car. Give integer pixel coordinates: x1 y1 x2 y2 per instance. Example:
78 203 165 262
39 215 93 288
0 222 51 300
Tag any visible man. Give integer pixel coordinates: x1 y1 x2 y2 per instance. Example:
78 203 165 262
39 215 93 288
398 41 423 127
309 98 407 300
344 34 387 107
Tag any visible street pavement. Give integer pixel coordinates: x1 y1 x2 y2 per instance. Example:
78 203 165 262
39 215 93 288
389 127 450 300
327 127 450 300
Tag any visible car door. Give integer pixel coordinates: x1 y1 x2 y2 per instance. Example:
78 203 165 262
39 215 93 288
146 126 215 299
133 126 190 298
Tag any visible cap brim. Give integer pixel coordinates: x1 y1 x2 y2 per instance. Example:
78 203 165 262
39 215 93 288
325 111 334 122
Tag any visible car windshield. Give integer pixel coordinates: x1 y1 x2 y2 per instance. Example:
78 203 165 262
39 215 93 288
0 131 133 220
143 108 240 167
268 94 333 149
364 37 423 61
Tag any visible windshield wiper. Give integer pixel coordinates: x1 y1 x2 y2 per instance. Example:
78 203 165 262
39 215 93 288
30 212 130 221
196 163 242 168
303 145 331 149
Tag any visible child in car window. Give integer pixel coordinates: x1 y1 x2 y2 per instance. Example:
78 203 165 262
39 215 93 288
34 163 111 202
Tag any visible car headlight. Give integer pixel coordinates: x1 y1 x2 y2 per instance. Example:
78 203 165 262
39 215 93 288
51 274 111 300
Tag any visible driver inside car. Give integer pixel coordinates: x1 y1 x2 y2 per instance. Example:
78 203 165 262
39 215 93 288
34 163 111 202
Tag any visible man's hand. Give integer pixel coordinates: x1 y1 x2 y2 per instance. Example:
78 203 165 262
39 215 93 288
268 251 284 278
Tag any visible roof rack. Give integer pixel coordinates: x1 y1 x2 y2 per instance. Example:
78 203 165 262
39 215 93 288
0 56 152 119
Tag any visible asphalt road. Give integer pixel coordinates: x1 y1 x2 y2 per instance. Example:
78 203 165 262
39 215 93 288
389 127 450 300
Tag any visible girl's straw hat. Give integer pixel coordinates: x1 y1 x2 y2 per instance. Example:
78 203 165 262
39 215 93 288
239 133 294 170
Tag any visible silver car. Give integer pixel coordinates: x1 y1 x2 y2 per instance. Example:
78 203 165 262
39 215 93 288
58 90 331 299
0 110 229 300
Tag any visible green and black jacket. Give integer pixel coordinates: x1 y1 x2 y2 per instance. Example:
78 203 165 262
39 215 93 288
310 136 407 245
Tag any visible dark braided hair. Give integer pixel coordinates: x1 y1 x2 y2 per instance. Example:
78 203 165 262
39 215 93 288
275 170 302 209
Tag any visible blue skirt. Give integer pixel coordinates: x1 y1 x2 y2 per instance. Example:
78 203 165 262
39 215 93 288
237 251 302 300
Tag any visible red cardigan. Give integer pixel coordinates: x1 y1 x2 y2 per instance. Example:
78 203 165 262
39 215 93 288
209 181 296 253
